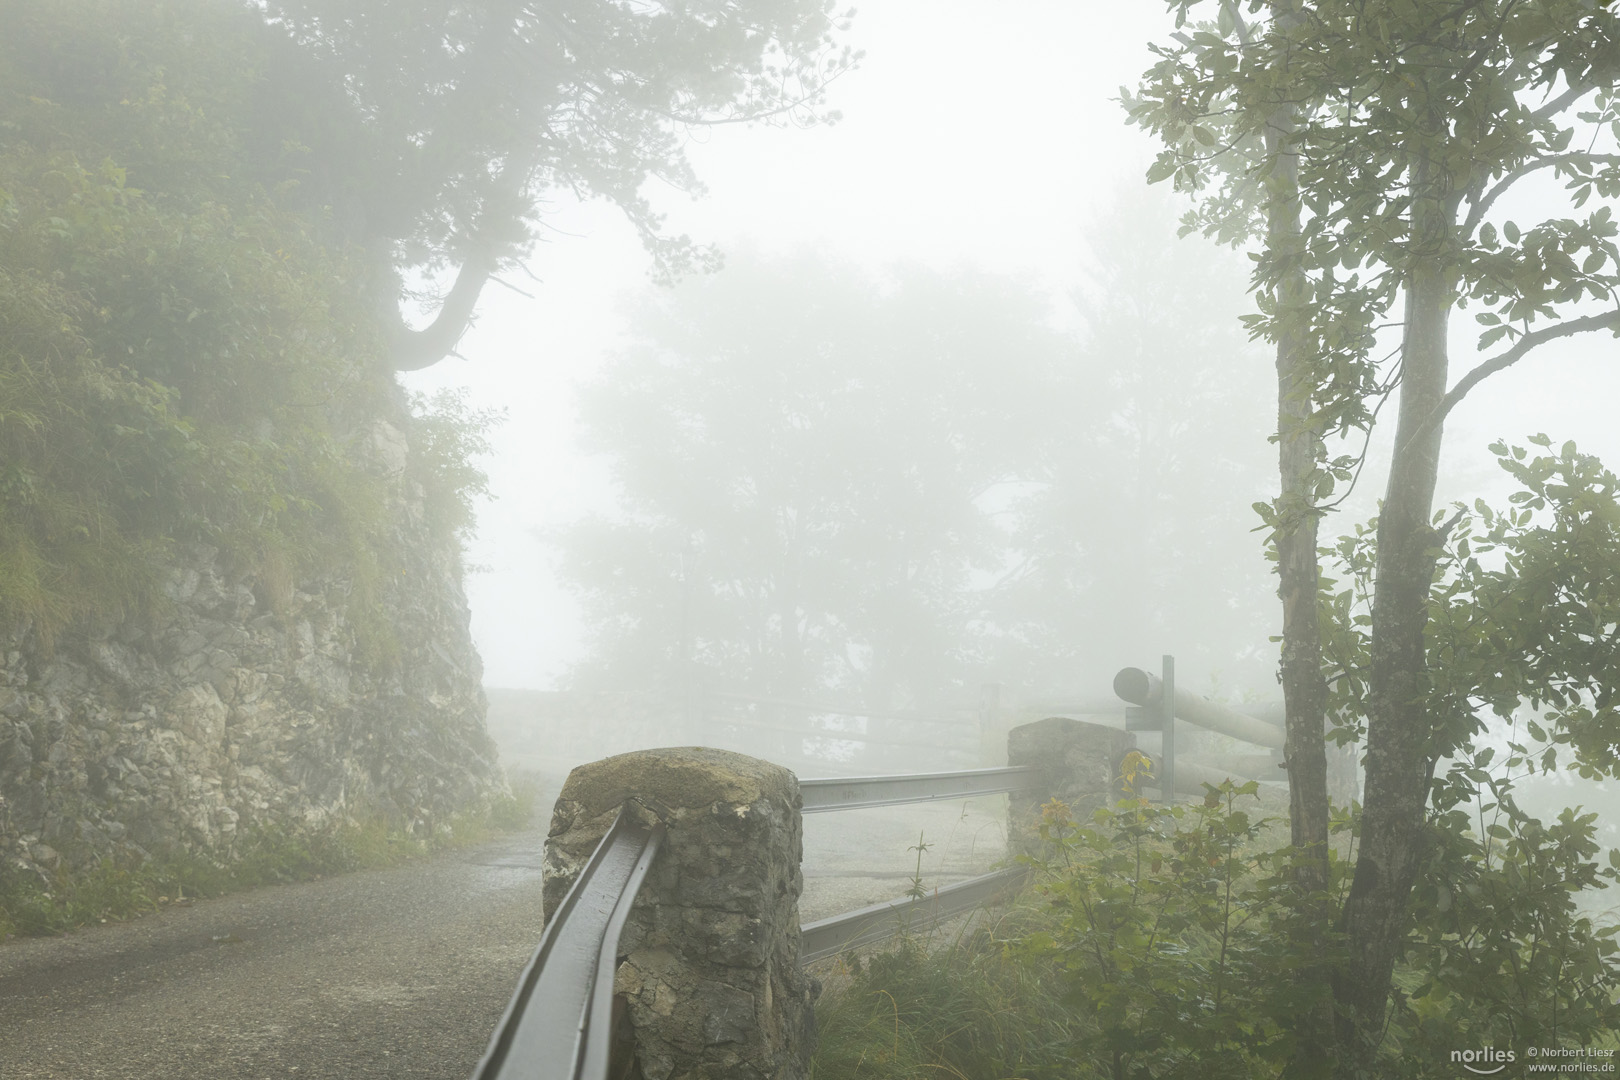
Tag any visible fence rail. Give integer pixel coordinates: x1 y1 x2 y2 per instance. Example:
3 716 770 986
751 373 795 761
472 811 663 1080
799 867 1030 963
480 662 1294 1080
800 766 1041 813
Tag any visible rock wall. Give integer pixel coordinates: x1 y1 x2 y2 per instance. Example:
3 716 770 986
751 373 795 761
544 747 817 1080
0 402 503 882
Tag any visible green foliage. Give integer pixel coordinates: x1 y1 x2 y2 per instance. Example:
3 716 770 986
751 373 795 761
810 928 1086 1080
1131 1 1620 477
1398 788 1620 1061
1014 783 1316 1079
0 4 492 657
408 388 502 548
814 766 1617 1079
1315 442 1620 1064
1323 438 1620 778
1132 5 1620 1064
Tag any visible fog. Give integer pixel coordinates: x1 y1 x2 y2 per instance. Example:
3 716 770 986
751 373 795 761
388 3 1619 850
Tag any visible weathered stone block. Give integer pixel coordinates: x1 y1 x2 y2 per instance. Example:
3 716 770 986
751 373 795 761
1007 717 1137 852
545 746 816 1080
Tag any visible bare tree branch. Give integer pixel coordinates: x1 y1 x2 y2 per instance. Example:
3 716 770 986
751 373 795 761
1531 81 1594 123
1401 308 1620 452
1462 153 1620 235
387 248 499 371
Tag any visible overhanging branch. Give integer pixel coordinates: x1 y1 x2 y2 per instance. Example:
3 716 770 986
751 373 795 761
1462 153 1620 235
387 248 499 371
1400 308 1620 452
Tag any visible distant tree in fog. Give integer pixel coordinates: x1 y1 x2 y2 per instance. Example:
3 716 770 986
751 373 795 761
556 225 1280 710
555 253 1068 708
988 191 1277 698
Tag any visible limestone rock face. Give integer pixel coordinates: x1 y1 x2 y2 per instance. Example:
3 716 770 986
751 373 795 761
0 398 502 881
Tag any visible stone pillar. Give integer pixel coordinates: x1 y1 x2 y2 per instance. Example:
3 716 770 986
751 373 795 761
1007 717 1138 852
543 747 815 1080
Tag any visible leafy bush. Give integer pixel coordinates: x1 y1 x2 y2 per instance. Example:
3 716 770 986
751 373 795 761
812 751 1618 1079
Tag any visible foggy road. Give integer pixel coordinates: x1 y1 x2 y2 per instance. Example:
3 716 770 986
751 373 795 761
0 828 554 1079
0 792 1006 1080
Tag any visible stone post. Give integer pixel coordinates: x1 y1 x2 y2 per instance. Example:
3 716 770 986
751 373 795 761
1006 717 1138 852
543 747 815 1080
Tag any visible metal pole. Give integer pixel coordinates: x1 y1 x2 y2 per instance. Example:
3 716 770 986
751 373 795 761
1161 654 1175 803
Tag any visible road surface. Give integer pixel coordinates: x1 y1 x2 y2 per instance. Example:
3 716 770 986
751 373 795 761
0 788 1006 1079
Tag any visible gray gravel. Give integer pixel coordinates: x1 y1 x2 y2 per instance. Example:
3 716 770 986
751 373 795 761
0 783 1010 1079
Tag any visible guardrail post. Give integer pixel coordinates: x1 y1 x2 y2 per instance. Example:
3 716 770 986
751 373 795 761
1006 717 1138 851
543 747 816 1080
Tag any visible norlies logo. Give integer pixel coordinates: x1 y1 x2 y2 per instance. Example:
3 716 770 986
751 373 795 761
1453 1047 1517 1075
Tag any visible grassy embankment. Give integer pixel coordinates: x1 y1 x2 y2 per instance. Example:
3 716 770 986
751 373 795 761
0 779 539 941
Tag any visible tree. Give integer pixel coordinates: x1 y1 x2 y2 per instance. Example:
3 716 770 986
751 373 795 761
1132 1 1620 1071
989 187 1278 700
561 216 1290 718
253 0 856 370
1 0 853 372
556 252 1067 710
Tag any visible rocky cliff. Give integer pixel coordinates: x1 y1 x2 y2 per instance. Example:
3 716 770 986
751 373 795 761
0 397 503 884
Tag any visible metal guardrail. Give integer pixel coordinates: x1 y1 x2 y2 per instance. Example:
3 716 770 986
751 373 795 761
471 810 663 1080
796 766 1042 964
478 763 1043 1078
800 766 1041 813
800 867 1030 963
482 674 1289 1079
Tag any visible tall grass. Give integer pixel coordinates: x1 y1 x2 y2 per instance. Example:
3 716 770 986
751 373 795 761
810 905 1085 1080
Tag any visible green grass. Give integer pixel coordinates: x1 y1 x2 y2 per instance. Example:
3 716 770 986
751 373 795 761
809 908 1085 1080
0 779 539 941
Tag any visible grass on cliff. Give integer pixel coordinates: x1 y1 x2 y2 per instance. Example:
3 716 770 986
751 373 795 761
0 781 536 940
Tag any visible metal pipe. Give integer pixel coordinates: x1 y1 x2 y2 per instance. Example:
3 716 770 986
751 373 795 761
800 766 1042 813
1113 668 1285 750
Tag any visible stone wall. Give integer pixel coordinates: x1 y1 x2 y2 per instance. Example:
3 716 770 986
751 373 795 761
0 400 504 883
1007 716 1138 852
544 748 817 1080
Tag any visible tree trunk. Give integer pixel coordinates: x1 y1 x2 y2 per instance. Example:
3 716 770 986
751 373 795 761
1265 84 1335 1079
1333 168 1455 1076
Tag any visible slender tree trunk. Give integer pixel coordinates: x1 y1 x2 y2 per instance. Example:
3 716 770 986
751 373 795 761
1334 164 1455 1077
1264 74 1335 1078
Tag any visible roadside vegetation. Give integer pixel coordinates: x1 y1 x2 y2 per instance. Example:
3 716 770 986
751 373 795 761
0 779 536 942
811 754 1619 1079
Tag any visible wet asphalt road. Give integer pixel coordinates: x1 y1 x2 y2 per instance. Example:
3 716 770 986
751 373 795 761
0 829 552 1080
0 793 1007 1079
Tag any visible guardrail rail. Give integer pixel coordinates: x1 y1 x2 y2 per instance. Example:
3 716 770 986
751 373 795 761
476 663 1290 1080
472 810 663 1080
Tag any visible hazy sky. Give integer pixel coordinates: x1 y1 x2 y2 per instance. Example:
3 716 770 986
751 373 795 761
400 1 1620 691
